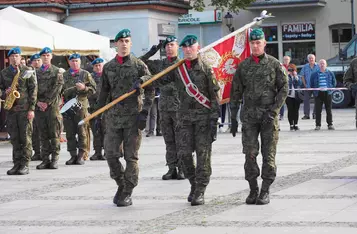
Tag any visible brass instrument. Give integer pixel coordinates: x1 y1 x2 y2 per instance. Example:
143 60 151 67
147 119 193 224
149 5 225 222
4 68 21 110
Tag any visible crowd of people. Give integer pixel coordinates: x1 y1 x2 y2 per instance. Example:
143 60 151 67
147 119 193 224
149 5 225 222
1 26 356 209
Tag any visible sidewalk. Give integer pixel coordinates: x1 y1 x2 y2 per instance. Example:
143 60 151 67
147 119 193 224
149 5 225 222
0 108 356 234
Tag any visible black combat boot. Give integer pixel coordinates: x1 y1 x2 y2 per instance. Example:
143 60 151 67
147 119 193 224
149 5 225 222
117 192 133 207
191 190 205 206
246 180 259 205
162 167 177 180
90 150 103 161
49 154 59 169
31 152 42 161
113 185 124 205
75 149 85 165
256 190 270 205
187 178 196 202
36 154 51 170
176 166 185 180
65 151 77 165
7 163 20 175
18 163 29 175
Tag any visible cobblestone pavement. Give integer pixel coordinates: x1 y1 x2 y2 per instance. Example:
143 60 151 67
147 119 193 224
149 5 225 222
0 108 357 234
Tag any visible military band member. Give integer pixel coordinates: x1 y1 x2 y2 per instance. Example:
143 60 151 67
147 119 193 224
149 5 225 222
143 35 220 206
97 29 154 207
88 58 106 160
30 53 42 161
62 53 96 165
35 47 64 170
140 36 184 180
230 28 288 205
0 47 37 175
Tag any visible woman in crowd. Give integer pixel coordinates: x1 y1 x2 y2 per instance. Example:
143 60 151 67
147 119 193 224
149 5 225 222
286 63 303 131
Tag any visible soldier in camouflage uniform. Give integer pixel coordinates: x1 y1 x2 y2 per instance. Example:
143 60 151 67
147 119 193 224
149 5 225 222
35 47 64 170
0 47 37 175
62 53 96 166
343 58 357 128
230 28 288 205
140 36 185 180
30 53 42 161
146 35 220 206
97 29 154 207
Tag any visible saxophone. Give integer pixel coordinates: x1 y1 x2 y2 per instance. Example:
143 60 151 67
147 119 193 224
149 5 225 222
4 68 21 110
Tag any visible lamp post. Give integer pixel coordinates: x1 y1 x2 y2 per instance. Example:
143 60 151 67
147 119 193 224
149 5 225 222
352 0 355 35
224 12 235 32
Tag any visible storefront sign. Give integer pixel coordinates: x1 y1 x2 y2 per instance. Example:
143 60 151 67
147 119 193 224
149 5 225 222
158 24 176 36
282 22 315 40
178 10 222 25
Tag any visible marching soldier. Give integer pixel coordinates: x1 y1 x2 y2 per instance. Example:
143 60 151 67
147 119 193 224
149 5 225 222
0 47 37 175
140 36 185 180
230 28 288 205
30 53 42 161
97 29 154 207
35 47 64 170
62 53 96 165
88 58 106 160
143 35 220 206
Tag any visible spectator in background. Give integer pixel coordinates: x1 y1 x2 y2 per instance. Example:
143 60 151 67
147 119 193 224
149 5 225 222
300 54 319 120
285 63 303 131
279 55 291 120
20 57 27 66
310 59 336 130
146 88 160 137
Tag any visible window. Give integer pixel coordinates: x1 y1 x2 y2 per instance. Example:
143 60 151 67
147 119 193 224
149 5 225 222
346 40 357 58
265 44 278 59
332 28 352 43
283 42 315 66
262 26 278 42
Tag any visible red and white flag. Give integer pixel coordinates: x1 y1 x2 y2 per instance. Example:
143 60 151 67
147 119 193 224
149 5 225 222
199 21 257 104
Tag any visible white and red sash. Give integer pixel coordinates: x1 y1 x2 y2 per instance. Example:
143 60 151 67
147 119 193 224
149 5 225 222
177 64 211 109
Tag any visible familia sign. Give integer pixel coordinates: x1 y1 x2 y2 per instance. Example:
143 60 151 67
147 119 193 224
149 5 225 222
282 22 315 40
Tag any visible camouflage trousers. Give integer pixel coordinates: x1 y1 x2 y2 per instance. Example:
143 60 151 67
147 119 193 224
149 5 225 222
63 109 89 154
90 117 104 151
177 117 212 192
7 111 33 167
35 107 61 161
242 118 279 189
160 111 179 168
104 121 141 193
32 118 41 155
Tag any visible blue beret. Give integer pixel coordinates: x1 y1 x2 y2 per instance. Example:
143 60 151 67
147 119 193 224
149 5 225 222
39 47 52 55
163 36 177 47
7 47 21 57
30 53 41 62
179 35 198 47
249 28 265 41
91 58 104 65
114 29 131 42
69 53 81 60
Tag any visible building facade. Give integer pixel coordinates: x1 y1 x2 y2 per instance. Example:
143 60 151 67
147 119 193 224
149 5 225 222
231 0 357 66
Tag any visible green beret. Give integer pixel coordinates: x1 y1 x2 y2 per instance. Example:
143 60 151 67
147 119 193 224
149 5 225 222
115 29 131 42
30 53 40 62
7 47 21 57
69 53 81 60
39 47 52 55
249 28 265 41
179 34 198 47
163 36 177 47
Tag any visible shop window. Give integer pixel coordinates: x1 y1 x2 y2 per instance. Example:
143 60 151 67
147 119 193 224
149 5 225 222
283 42 315 66
262 26 278 42
265 44 278 59
332 28 352 43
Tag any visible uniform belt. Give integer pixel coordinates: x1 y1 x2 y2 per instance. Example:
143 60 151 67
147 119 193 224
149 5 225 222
12 104 29 112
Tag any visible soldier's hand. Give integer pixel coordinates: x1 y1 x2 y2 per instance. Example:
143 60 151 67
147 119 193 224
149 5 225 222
137 109 148 130
76 82 86 91
262 111 275 125
132 79 143 93
5 88 11 95
210 119 218 142
230 118 238 137
27 110 35 120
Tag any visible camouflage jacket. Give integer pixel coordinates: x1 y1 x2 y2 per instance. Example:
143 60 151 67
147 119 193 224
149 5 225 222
35 65 64 111
88 72 102 111
145 57 180 112
62 69 96 109
97 54 154 129
230 53 288 123
0 64 37 112
152 58 220 122
343 58 357 88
